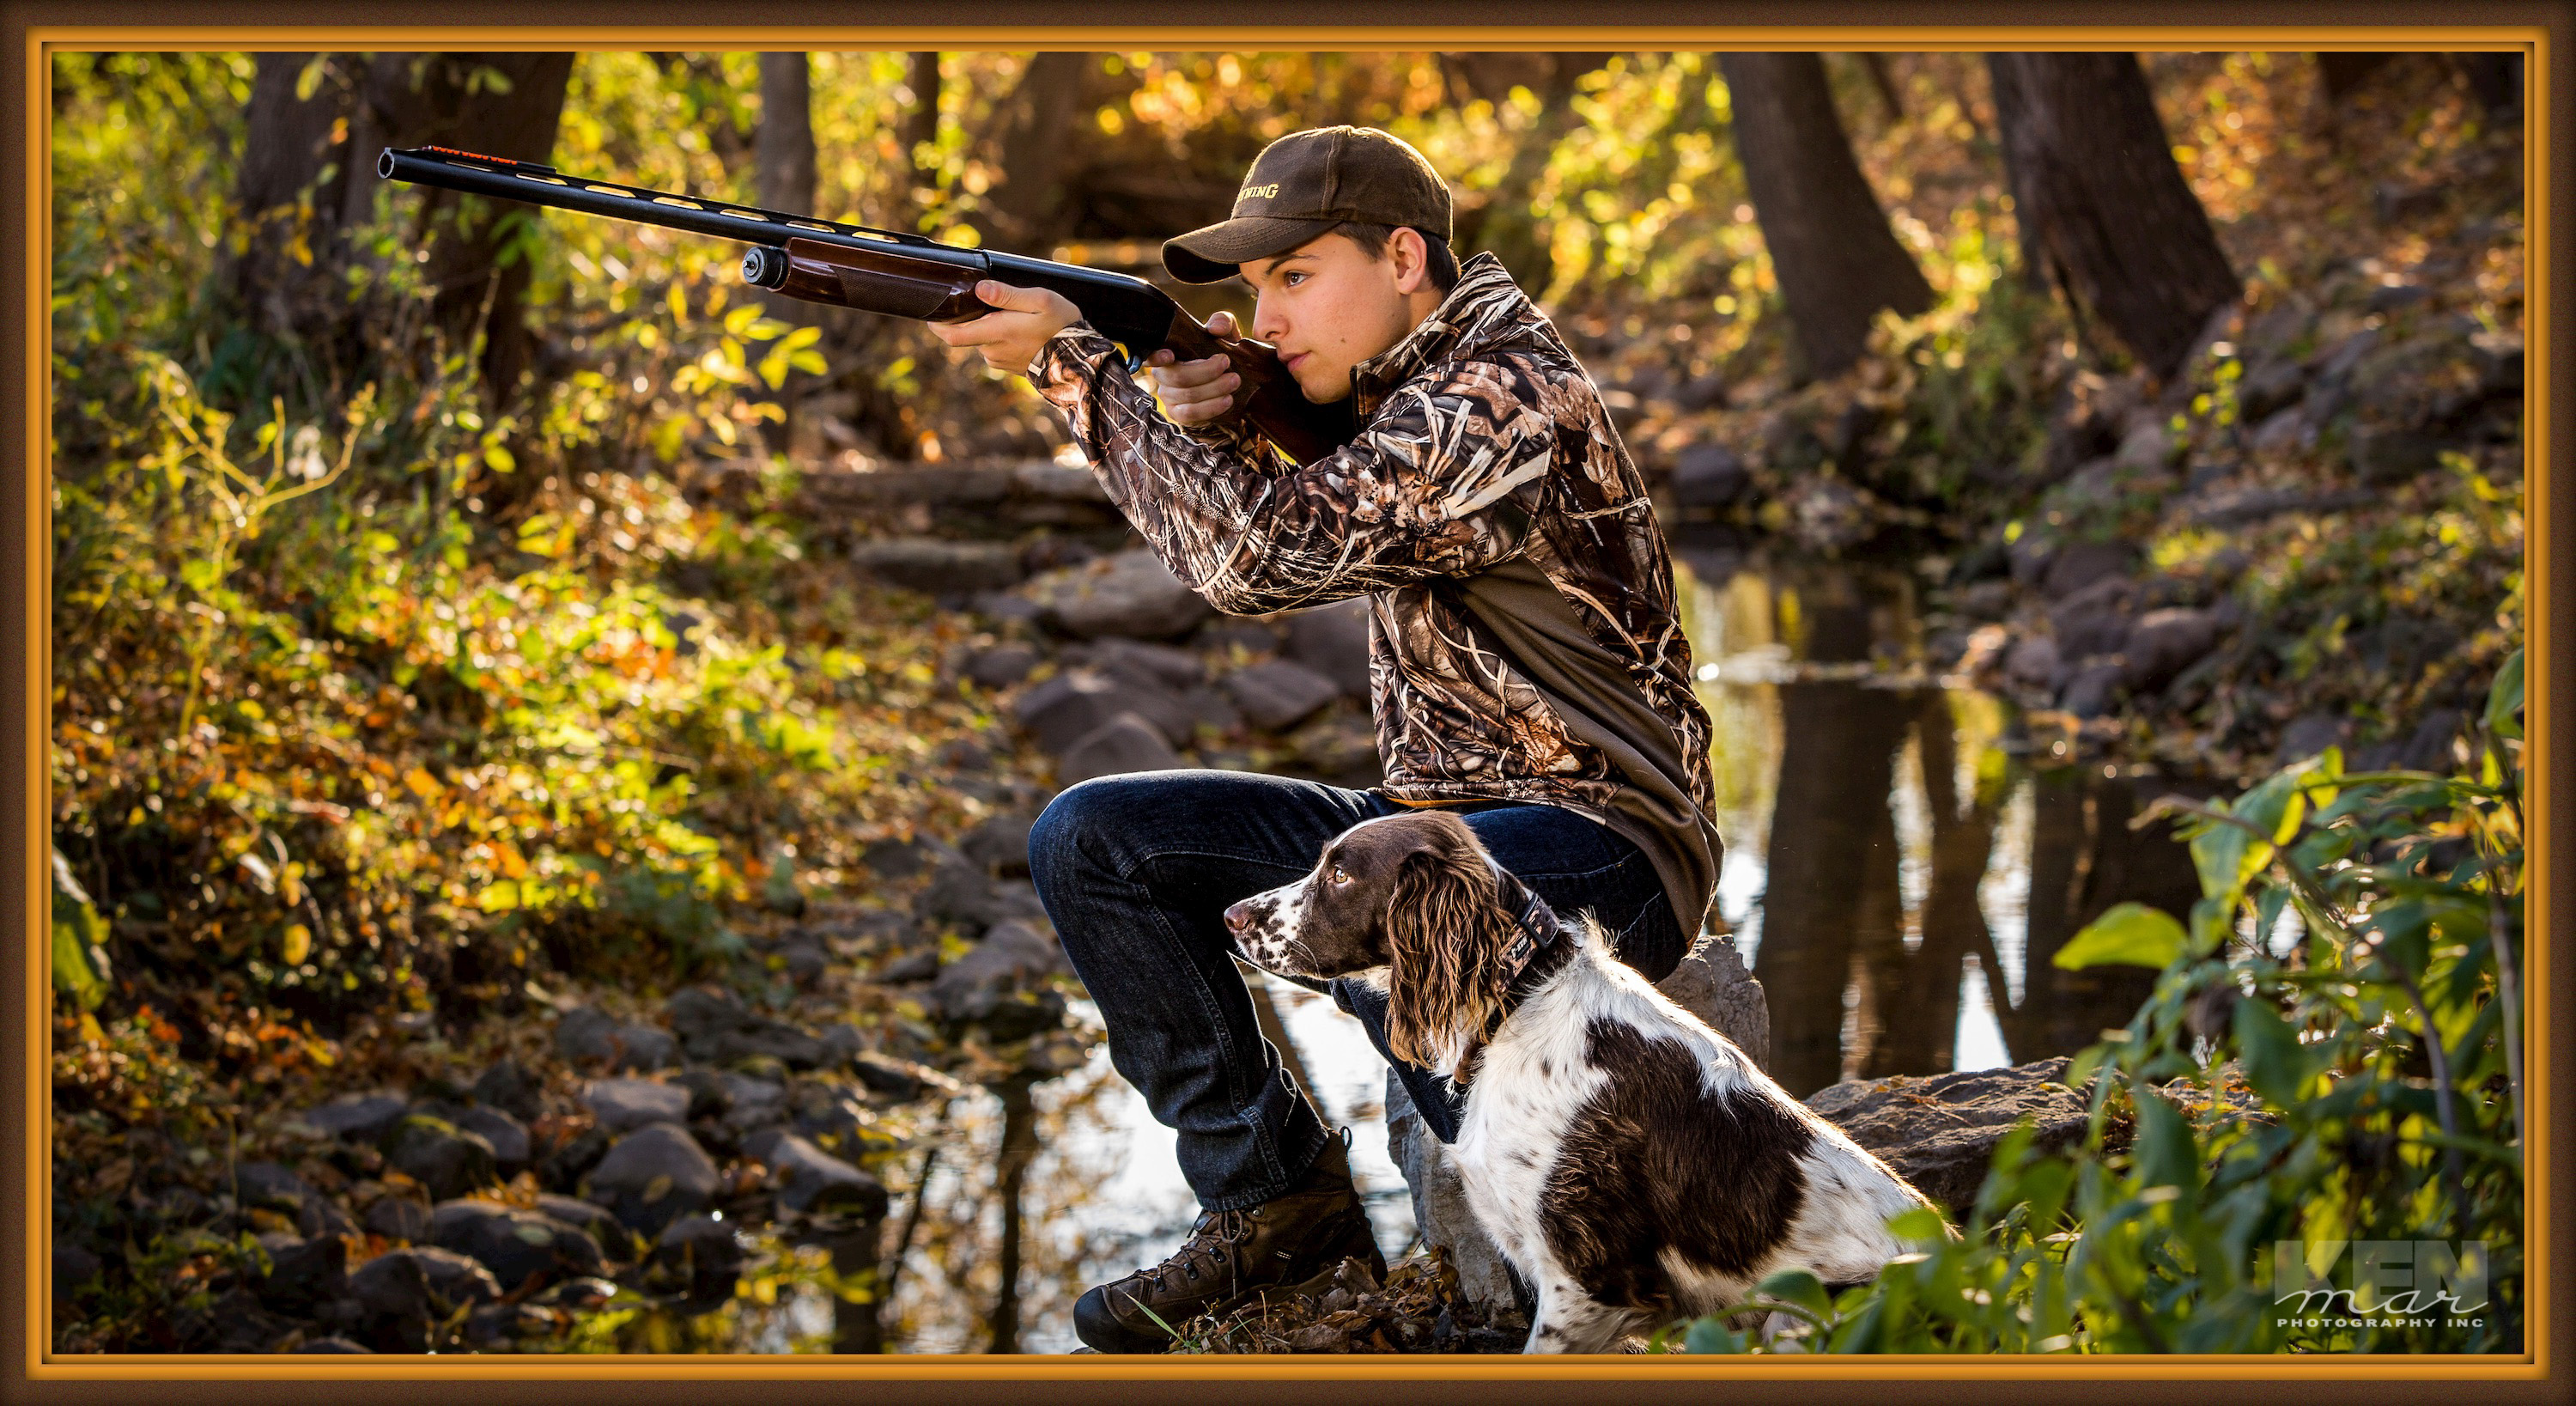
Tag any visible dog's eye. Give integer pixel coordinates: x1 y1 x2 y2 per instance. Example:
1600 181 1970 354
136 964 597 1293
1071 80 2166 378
1328 865 1352 886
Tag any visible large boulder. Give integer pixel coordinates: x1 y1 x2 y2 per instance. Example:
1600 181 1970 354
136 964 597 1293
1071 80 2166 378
1015 666 1195 753
470 1058 545 1123
428 1199 606 1293
1654 934 1770 1071
928 919 1070 1040
1056 715 1183 784
1281 596 1374 697
1023 548 1212 640
454 1105 532 1170
2121 607 2223 694
744 1130 890 1217
583 1078 691 1135
1802 1057 2093 1218
663 988 828 1068
553 1006 678 1072
849 538 1025 595
1223 660 1343 732
297 1093 410 1142
380 1114 500 1202
253 1232 348 1317
347 1246 501 1353
584 1123 722 1239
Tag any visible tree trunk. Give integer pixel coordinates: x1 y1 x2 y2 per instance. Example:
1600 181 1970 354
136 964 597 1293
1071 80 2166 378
2316 52 2397 100
1456 53 1613 290
1858 52 1905 125
1719 52 1933 379
904 51 942 204
228 52 574 409
1985 52 2239 383
986 1073 1039 1354
981 52 1090 247
756 52 817 216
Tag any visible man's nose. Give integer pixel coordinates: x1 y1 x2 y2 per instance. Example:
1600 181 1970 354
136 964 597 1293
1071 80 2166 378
1224 901 1251 935
1250 295 1285 345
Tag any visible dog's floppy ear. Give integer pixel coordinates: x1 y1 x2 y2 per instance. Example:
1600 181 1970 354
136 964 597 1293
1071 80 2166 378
1382 844 1517 1074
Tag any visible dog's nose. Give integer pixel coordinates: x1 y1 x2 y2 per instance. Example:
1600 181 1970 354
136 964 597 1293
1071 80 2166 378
1224 901 1250 934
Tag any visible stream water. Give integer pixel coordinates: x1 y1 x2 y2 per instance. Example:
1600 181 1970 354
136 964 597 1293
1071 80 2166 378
861 537 2215 1353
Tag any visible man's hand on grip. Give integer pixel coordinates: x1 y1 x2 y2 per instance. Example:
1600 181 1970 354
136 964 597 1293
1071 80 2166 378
1145 310 1243 426
934 280 1081 378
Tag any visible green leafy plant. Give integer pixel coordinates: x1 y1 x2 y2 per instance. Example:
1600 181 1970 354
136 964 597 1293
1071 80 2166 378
1674 651 2524 1354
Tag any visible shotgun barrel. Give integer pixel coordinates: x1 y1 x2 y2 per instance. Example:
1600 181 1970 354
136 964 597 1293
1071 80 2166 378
377 145 1355 462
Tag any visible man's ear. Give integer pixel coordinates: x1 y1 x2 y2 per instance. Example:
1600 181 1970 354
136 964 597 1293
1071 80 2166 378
1388 226 1431 295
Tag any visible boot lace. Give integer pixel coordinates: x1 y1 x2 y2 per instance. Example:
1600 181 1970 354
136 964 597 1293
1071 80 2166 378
1135 1208 1258 1293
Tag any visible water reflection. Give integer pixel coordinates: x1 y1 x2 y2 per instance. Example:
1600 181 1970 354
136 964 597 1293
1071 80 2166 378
1674 541 2213 1099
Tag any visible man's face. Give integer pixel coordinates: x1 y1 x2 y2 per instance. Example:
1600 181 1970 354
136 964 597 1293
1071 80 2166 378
1240 229 1434 405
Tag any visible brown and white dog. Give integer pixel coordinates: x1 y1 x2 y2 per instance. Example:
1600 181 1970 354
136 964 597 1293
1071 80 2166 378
1224 809 1943 1354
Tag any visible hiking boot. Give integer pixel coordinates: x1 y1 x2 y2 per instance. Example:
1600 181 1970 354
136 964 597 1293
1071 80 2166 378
1072 1129 1384 1353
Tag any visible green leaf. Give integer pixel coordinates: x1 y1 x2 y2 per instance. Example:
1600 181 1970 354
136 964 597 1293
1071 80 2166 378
294 54 329 102
2233 995 2317 1106
2130 1081 2200 1202
51 853 110 1013
1682 1316 1747 1353
2484 648 2523 741
2054 903 2187 971
1753 1266 1833 1325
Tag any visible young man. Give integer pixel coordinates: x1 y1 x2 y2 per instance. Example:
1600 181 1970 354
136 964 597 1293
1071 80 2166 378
932 125 1722 1353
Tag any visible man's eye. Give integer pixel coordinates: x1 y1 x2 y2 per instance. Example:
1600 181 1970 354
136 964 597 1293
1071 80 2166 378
1283 271 1305 287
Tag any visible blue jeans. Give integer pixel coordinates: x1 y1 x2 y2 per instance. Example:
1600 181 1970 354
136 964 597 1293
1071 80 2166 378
1027 769 1686 1212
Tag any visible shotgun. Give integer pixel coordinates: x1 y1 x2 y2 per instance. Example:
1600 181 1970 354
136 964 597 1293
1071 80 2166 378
377 144 1357 464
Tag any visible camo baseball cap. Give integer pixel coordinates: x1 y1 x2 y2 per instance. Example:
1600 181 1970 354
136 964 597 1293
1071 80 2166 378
1162 125 1455 284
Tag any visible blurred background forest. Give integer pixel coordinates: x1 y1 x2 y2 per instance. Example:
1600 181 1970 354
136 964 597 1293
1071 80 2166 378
46 46 2524 1355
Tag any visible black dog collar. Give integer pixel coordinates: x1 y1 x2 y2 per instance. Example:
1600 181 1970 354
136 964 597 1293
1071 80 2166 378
1494 872 1568 999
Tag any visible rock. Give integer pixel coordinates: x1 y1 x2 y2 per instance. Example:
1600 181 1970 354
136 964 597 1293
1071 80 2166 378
1179 684 1245 734
299 1093 410 1142
2348 425 2449 485
930 919 1070 1038
428 1199 606 1293
718 1073 790 1137
2372 180 2444 226
1386 1074 1516 1314
1082 637 1205 689
2468 330 2524 397
2111 420 2175 476
963 642 1041 691
2057 662 2127 719
347 1246 501 1353
584 1123 721 1238
254 1232 347 1315
2278 712 2352 765
535 1194 629 1256
2364 281 2430 313
380 1115 500 1202
1275 595 1372 700
1653 934 1770 1071
2242 303 2315 365
470 1059 544 1123
1669 441 1752 509
553 1006 677 1072
362 1197 431 1245
536 1124 610 1192
2039 540 2136 600
850 538 1026 595
1197 618 1285 654
2248 406 2309 454
1016 666 1195 753
876 949 940 984
645 1214 745 1307
861 837 933 880
232 1160 313 1211
2236 360 2308 423
2121 608 2222 694
1223 659 1344 731
1804 1057 2094 1217
919 852 1048 935
787 1080 876 1147
1024 548 1212 640
772 936 830 986
961 812 1039 877
848 1053 927 1101
2303 327 2381 423
2002 636 2062 692
2049 578 2135 658
749 1131 890 1217
665 988 830 1069
584 1078 692 1135
454 1106 531 1169
1056 715 1183 784
2397 707 2467 772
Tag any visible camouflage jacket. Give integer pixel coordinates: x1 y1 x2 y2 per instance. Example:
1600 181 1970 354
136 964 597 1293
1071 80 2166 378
1028 250 1718 924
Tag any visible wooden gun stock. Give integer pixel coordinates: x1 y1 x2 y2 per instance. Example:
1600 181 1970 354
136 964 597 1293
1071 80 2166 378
761 238 1354 466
